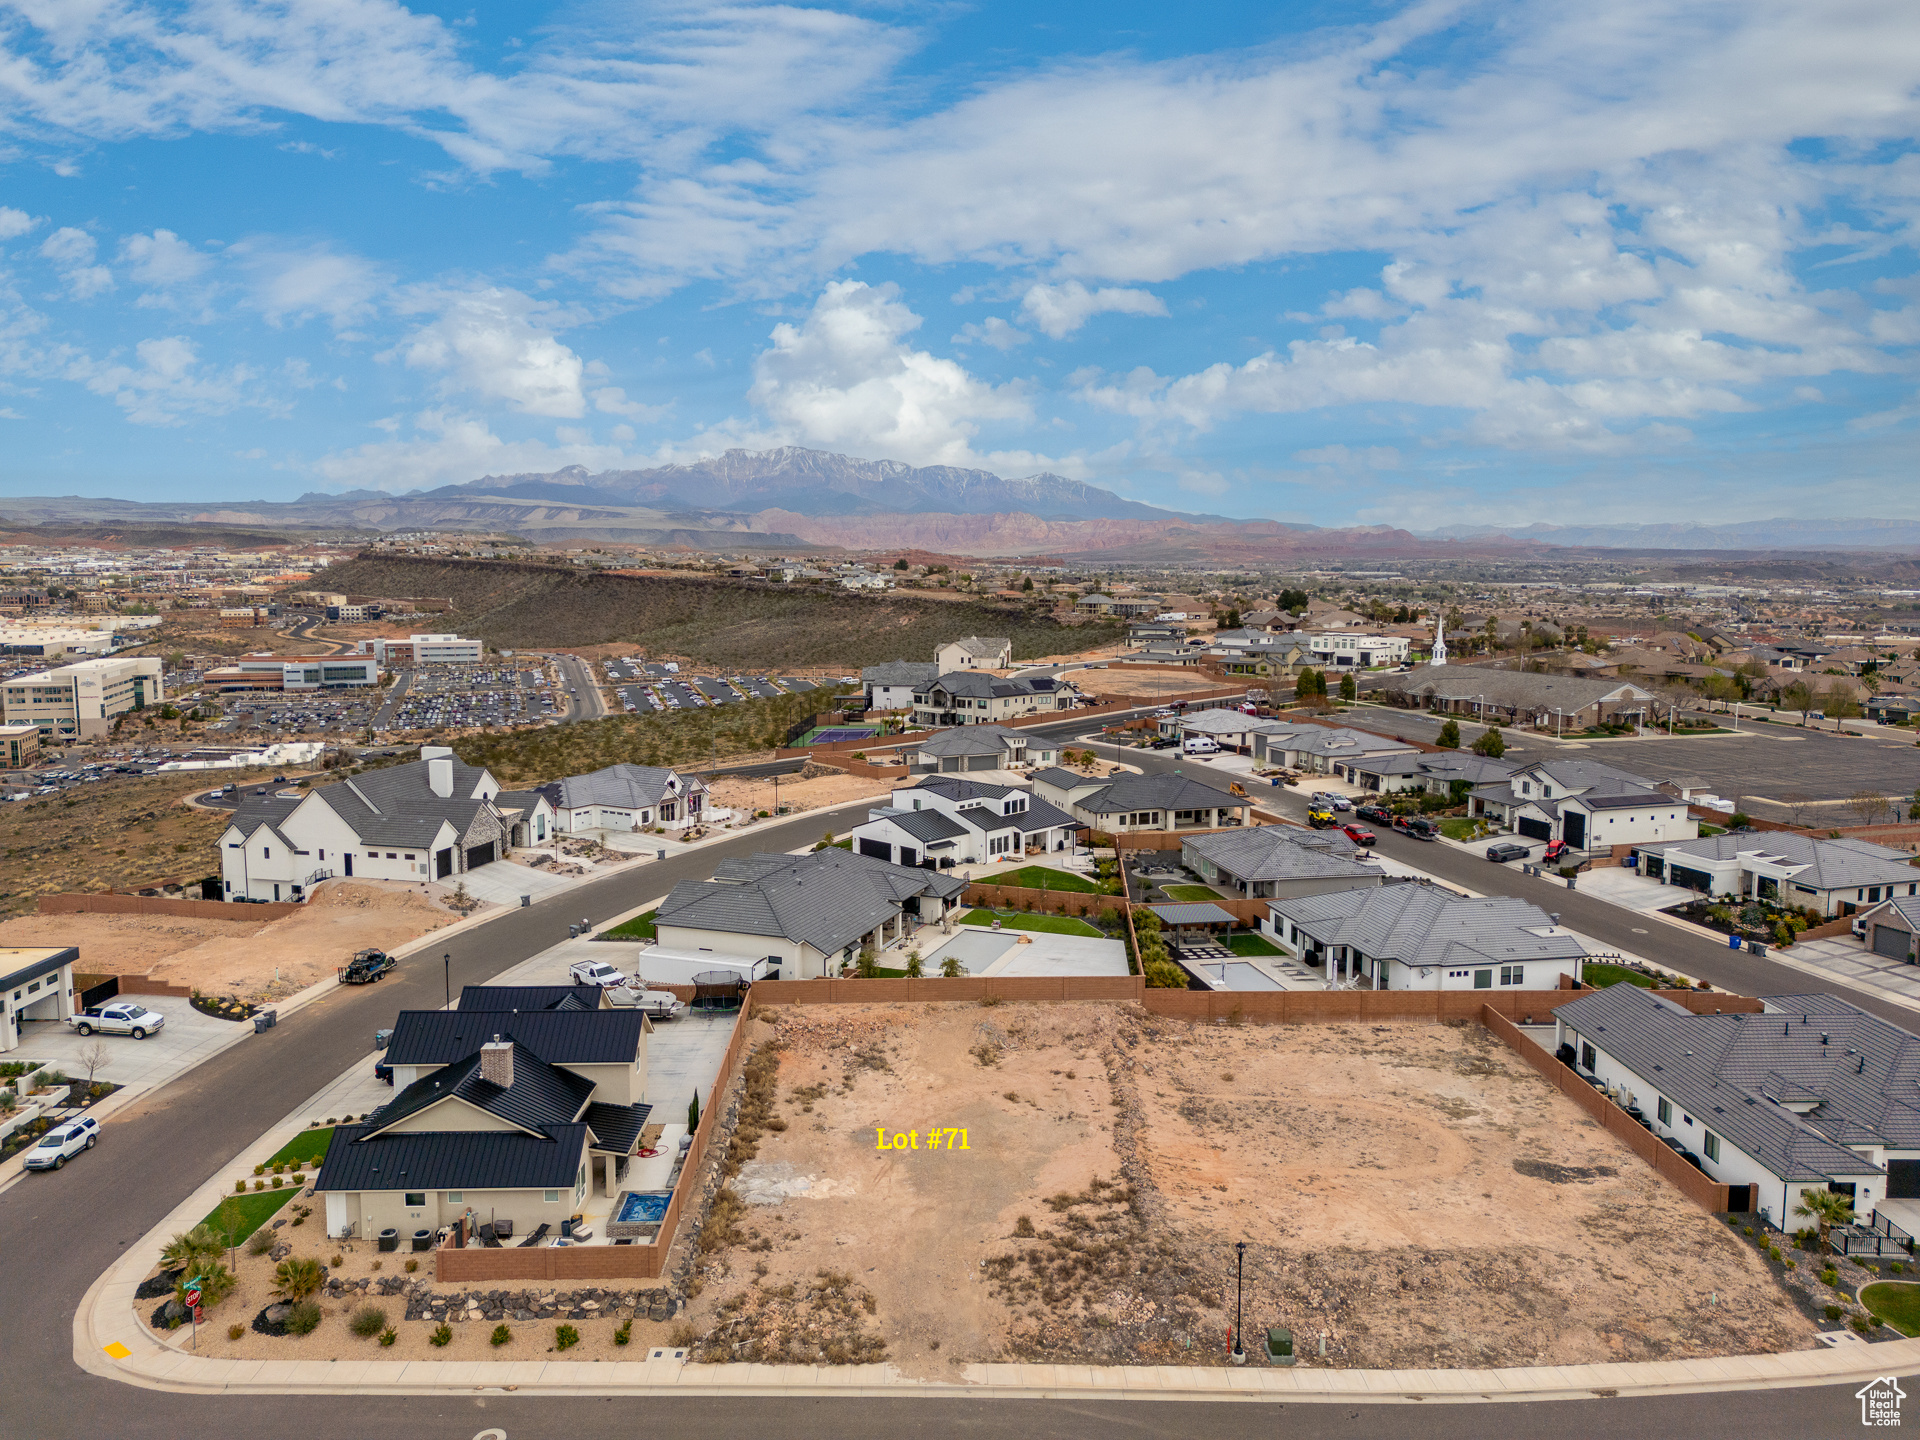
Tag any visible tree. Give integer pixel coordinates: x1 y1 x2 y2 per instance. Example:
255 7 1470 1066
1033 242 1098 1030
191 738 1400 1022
1021 575 1034 592
1449 779 1473 805
893 558 909 570
271 1257 326 1302
1781 680 1816 721
1822 687 1861 731
1277 587 1309 614
1700 675 1740 711
76 1040 111 1096
1143 958 1189 988
1222 608 1241 630
904 950 923 978
161 1225 226 1273
1338 672 1357 702
1437 719 1461 749
1794 1187 1855 1252
939 956 967 978
1846 790 1896 827
1472 728 1506 758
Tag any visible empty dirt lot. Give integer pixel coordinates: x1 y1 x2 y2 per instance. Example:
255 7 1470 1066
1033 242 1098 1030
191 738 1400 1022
683 1002 1813 1374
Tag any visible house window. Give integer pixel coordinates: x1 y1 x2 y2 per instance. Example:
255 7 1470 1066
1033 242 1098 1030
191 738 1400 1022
1499 966 1525 986
404 1192 425 1207
1580 1041 1596 1071
262 846 270 857
1703 1134 1720 1163
1658 1097 1673 1125
447 1191 463 1203
1473 969 1492 989
544 1190 560 1203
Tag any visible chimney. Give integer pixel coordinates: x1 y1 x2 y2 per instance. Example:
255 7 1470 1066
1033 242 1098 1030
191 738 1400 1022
479 1036 513 1088
428 756 454 798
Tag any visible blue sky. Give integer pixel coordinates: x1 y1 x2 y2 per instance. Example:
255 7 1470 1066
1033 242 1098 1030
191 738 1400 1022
0 0 1916 529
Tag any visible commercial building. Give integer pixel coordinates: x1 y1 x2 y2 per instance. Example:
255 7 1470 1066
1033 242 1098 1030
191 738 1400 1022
1552 986 1916 1224
0 655 163 741
203 655 379 691
0 723 40 769
357 634 486 666
1378 666 1657 731
218 607 269 627
1305 632 1411 668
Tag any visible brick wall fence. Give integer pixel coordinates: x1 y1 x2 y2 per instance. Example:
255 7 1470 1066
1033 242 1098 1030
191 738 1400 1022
116 975 193 998
36 893 301 922
1480 1005 1735 1213
961 882 1124 920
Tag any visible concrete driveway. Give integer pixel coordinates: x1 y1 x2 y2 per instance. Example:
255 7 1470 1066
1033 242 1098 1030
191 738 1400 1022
9 994 247 1092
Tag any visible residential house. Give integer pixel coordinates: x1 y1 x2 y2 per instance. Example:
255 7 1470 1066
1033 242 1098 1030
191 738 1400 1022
1634 833 1920 918
316 1014 653 1243
910 672 1073 728
935 636 1012 671
537 762 720 834
852 776 1079 867
1552 986 1918 1223
1182 826 1384 900
1378 667 1656 731
217 747 549 901
2 946 77 1054
1075 593 1117 614
1859 896 1920 964
1304 632 1411 668
1252 726 1420 778
1470 758 1698 852
1166 709 1296 754
458 984 610 1012
1265 885 1587 991
861 660 937 712
1204 631 1312 676
1126 621 1189 649
1031 769 1251 835
1344 750 1515 797
908 724 1058 774
653 849 970 979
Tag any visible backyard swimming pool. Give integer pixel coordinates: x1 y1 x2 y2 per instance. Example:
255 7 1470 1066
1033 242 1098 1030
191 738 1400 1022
615 1190 672 1224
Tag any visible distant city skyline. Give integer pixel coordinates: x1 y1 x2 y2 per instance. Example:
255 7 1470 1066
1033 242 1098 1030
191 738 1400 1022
0 1 1916 529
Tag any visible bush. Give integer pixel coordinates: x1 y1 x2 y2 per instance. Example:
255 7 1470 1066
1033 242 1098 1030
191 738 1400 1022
614 1318 633 1346
247 1229 275 1257
235 1179 247 1193
271 1176 283 1188
1853 1314 1873 1334
284 1301 323 1336
271 1257 326 1302
491 1324 512 1347
430 1323 453 1347
1824 1303 1844 1321
228 1323 245 1341
556 1323 580 1350
1143 958 1188 989
379 1327 397 1347
349 1304 388 1338
404 1258 419 1273
1821 1267 1840 1287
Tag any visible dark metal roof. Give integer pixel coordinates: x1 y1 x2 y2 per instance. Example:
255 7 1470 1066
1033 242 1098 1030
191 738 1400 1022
458 984 606 1013
582 1101 653 1155
385 1009 645 1066
314 1122 589 1193
366 1040 595 1136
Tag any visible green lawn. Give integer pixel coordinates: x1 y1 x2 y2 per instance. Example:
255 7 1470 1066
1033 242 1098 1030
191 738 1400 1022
959 908 1105 937
1226 933 1283 957
1581 962 1658 990
1161 883 1227 902
996 865 1102 893
1861 1282 1920 1336
265 1126 332 1170
1437 816 1481 841
200 1185 300 1245
603 910 657 940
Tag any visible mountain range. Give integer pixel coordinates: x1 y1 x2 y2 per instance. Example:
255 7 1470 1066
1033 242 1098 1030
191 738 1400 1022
1 447 1915 557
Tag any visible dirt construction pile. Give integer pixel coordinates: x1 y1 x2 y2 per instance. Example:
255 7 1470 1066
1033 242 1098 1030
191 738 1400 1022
679 1002 1814 1376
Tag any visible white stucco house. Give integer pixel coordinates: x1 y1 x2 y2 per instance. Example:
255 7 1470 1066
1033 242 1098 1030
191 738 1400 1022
1634 833 1920 918
536 763 723 834
851 775 1080 867
1471 758 1697 853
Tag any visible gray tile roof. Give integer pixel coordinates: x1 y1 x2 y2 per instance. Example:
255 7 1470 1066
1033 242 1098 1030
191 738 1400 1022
658 849 968 956
876 809 971 843
1351 752 1516 784
1183 826 1379 882
1269 885 1586 970
1638 833 1920 892
233 755 505 851
1074 772 1250 815
1149 902 1238 925
921 672 1057 701
367 1040 595 1137
916 725 1024 757
1014 796 1077 833
314 1123 589 1194
946 636 1009 657
1552 986 1905 1181
901 775 1019 801
1381 667 1655 710
1268 727 1416 758
862 660 939 685
1029 766 1093 790
385 1009 647 1067
541 763 699 812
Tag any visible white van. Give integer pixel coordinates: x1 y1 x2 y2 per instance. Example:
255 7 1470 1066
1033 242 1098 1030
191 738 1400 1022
1181 736 1220 755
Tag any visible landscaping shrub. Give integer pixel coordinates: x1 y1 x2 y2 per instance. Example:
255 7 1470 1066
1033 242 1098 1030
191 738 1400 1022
349 1305 388 1339
331 1253 344 1268
177 1262 236 1311
271 1176 283 1188
430 1323 453 1348
284 1301 323 1336
227 1323 245 1341
1821 1267 1841 1288
379 1328 397 1347
270 1257 326 1302
247 1230 274 1257
490 1324 512 1347
235 1179 247 1193
614 1318 633 1346
403 1258 419 1273
1853 1315 1873 1334
1825 1303 1845 1321
556 1324 579 1350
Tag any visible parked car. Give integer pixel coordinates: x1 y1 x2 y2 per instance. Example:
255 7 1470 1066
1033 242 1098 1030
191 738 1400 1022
1181 737 1220 755
69 1001 166 1038
568 958 629 988
1341 824 1377 847
1356 803 1393 824
1306 807 1337 828
373 1059 394 1084
1486 842 1531 863
1330 796 1352 812
1542 839 1569 864
23 1115 99 1171
1148 737 1179 750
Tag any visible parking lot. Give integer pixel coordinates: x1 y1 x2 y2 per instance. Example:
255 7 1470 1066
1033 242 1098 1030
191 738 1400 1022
378 661 559 732
601 657 820 716
213 690 377 737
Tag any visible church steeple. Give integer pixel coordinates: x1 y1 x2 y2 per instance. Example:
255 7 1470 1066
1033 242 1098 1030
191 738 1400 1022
1431 611 1448 667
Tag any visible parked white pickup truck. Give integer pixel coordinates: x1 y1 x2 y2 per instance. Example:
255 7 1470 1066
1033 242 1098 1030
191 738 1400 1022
568 959 628 989
69 1001 166 1039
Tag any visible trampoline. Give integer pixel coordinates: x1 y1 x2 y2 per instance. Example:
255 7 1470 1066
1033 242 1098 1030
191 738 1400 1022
691 970 749 1010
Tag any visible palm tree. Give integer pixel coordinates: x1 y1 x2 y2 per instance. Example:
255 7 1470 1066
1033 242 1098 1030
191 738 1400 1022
1794 1188 1856 1251
160 1225 225 1273
271 1256 327 1302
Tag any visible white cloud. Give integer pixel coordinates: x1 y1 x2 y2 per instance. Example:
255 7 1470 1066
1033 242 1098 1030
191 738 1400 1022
119 229 211 287
68 335 261 425
234 243 385 328
1018 281 1167 339
729 280 1049 472
1176 470 1229 497
311 408 640 491
0 208 40 241
953 316 1028 351
1293 444 1402 471
39 227 113 298
394 287 587 418
591 386 671 422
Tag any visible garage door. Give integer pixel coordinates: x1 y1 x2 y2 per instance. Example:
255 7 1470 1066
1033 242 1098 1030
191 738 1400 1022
858 838 891 861
1876 925 1914 961
465 842 495 870
1562 813 1587 850
1517 817 1553 841
1889 1160 1920 1199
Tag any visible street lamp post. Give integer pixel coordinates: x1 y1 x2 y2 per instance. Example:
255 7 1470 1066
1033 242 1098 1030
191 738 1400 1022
443 952 451 1010
1232 1241 1247 1364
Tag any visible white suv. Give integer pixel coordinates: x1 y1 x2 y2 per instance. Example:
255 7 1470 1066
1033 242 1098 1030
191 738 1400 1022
24 1115 99 1171
568 959 628 989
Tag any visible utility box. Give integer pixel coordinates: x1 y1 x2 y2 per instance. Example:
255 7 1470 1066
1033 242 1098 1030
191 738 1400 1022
1266 1327 1294 1365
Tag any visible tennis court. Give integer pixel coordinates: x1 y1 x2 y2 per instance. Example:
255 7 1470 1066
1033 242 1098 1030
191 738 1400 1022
798 725 882 744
